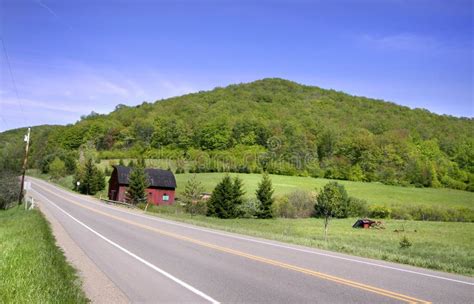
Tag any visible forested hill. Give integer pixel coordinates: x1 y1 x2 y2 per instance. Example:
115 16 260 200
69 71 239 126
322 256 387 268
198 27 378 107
1 78 473 191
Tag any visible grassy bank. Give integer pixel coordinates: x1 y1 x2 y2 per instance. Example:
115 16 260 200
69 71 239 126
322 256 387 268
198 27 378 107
0 207 88 303
144 205 474 276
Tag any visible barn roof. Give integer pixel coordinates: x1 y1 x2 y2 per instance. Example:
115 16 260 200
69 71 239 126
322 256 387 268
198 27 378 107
114 165 177 189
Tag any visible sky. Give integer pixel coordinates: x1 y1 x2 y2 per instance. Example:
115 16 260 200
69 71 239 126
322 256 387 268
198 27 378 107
0 0 472 132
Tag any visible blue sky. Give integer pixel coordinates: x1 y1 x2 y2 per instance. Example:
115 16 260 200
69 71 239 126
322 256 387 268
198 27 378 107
0 0 472 131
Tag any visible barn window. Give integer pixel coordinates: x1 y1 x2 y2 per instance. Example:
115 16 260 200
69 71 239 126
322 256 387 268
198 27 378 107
163 194 169 201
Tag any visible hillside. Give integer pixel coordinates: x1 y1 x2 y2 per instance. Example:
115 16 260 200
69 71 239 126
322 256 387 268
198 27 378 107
1 78 473 191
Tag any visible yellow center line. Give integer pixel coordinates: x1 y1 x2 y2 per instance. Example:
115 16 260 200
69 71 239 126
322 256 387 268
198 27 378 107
36 184 431 304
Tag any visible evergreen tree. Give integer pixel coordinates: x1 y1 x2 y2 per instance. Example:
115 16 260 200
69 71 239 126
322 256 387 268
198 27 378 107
75 158 105 195
255 173 274 218
126 162 149 205
183 175 206 215
207 175 244 218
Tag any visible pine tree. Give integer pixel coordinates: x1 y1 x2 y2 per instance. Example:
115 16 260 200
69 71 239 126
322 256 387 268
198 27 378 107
75 158 105 195
126 162 149 205
207 175 244 218
256 173 274 219
183 175 206 215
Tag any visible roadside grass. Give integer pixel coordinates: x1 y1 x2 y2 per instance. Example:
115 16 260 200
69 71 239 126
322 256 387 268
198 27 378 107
143 205 474 276
0 207 88 303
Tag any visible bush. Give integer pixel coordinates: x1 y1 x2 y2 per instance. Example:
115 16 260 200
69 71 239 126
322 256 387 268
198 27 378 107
0 171 21 209
237 198 260 218
368 205 392 218
272 196 297 218
287 190 315 218
399 236 412 249
184 200 208 216
346 197 368 217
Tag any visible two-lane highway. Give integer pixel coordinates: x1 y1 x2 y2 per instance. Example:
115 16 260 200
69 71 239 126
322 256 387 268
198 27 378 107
27 177 474 303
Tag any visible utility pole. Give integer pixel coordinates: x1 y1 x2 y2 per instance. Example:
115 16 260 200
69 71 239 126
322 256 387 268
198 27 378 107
18 127 31 205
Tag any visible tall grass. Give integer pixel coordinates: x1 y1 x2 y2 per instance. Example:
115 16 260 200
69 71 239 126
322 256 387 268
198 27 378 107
0 207 89 303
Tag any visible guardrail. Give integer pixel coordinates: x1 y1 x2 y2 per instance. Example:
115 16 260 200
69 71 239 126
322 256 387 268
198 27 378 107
99 196 136 208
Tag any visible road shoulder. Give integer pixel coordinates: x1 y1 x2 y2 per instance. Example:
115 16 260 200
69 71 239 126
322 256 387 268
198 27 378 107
38 199 129 304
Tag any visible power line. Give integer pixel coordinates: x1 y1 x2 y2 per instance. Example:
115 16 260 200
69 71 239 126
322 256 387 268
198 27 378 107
1 38 28 127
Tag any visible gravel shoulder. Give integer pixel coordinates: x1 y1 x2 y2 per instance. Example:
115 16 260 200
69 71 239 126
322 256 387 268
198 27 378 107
37 199 129 304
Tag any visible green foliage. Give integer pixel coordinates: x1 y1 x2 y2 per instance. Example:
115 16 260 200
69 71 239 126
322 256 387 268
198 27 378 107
48 157 66 179
286 190 316 218
314 182 350 239
207 175 245 218
75 158 105 195
314 182 350 219
272 196 297 218
0 170 21 209
346 197 369 217
126 162 149 205
255 173 274 218
183 175 206 216
237 198 261 218
368 205 392 219
1 79 473 191
399 236 412 249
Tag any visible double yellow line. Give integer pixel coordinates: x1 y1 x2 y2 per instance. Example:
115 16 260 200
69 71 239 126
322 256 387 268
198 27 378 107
37 184 430 304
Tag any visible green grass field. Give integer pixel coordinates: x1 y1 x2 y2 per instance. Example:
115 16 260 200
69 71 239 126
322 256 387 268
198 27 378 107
174 173 474 209
144 206 474 276
0 207 88 303
99 159 473 209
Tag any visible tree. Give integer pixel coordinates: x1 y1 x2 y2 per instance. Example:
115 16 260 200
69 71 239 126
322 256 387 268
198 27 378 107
207 175 244 218
255 173 274 218
183 175 206 215
314 182 349 240
75 158 105 195
0 170 21 209
49 157 66 179
126 162 149 205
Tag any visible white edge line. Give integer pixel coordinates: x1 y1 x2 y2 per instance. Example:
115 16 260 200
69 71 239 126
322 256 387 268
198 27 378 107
32 189 220 304
30 178 474 287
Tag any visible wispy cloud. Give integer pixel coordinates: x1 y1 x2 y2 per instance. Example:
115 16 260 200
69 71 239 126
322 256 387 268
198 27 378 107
361 33 440 52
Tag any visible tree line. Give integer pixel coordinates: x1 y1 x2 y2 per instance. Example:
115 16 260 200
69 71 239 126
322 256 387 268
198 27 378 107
1 78 472 191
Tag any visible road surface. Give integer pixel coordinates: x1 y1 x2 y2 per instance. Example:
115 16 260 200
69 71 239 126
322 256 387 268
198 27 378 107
27 177 473 303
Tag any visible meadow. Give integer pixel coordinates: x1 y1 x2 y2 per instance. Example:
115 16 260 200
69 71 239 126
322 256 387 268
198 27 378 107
98 160 474 209
174 173 474 209
0 207 88 303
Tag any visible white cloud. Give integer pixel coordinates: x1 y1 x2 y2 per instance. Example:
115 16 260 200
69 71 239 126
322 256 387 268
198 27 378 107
361 33 440 52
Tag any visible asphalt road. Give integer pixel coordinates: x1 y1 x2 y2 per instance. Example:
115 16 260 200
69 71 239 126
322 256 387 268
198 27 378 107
26 177 473 303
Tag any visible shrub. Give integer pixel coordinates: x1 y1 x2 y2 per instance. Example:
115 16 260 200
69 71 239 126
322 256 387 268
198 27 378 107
272 196 297 218
287 190 315 218
399 236 412 249
237 198 260 218
0 171 21 209
184 200 208 216
368 205 392 219
346 197 368 217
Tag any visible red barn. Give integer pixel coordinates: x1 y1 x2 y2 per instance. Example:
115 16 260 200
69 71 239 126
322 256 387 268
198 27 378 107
108 165 177 205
